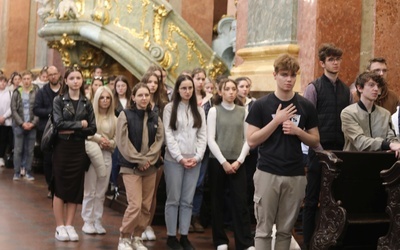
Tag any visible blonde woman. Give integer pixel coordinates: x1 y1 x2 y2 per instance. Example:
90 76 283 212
81 86 117 235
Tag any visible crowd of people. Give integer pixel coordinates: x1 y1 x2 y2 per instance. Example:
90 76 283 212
0 42 399 250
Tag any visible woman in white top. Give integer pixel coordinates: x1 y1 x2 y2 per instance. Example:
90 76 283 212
207 78 254 250
0 75 12 167
163 74 207 250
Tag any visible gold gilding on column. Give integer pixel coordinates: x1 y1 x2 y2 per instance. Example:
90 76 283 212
48 34 76 67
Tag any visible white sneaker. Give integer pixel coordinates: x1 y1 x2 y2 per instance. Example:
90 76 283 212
118 237 133 250
94 221 106 234
55 226 69 241
24 174 35 181
64 225 79 241
0 158 4 167
82 222 96 234
217 244 228 250
132 237 147 250
246 247 255 250
141 226 156 241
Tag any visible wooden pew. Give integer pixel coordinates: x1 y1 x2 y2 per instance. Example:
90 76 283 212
310 151 400 250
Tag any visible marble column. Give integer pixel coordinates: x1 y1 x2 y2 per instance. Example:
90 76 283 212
297 0 362 90
231 0 301 93
4 0 31 73
372 0 400 94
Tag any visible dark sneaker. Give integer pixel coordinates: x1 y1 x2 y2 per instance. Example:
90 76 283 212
180 236 195 250
167 236 183 250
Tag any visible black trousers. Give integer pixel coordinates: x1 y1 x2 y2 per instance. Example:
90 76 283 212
0 125 12 158
209 158 253 250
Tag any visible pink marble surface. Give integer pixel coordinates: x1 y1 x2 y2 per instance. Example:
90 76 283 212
298 0 362 91
234 0 248 67
374 0 400 94
181 0 214 46
297 0 317 91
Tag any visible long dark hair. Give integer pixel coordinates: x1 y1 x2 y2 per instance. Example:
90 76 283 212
61 66 85 96
113 75 132 107
212 78 243 106
169 74 202 130
192 67 207 98
141 72 167 112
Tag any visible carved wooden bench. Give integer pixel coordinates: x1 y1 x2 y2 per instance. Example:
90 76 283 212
310 150 400 250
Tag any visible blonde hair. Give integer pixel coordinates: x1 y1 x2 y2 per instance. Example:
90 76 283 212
93 86 116 139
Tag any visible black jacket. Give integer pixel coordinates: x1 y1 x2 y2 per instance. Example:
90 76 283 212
53 93 96 141
33 83 60 131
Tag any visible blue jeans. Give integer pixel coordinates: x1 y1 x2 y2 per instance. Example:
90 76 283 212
164 159 201 236
192 148 210 216
13 126 36 175
110 147 120 186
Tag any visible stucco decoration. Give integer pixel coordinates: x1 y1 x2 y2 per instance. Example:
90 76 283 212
36 0 54 20
56 0 80 20
212 16 236 69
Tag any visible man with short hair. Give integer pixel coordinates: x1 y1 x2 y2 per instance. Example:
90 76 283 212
302 43 352 249
246 54 320 250
353 57 398 115
33 65 61 197
342 72 400 152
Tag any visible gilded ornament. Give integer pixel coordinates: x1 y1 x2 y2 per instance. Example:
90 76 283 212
47 34 76 67
79 48 107 68
153 4 169 44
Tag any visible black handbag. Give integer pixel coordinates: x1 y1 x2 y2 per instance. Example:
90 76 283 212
41 114 57 152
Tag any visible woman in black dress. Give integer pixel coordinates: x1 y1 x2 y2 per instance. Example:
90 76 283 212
52 67 96 242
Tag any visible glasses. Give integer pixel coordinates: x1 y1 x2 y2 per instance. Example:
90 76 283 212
48 73 59 77
326 57 342 63
99 96 111 100
179 86 193 92
372 69 388 74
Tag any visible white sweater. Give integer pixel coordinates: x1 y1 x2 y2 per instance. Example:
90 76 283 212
163 102 207 163
0 89 12 126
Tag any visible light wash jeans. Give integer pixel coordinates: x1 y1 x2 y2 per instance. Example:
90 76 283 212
13 125 36 175
164 159 201 236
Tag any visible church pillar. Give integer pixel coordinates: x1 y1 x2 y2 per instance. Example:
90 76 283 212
231 0 300 93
